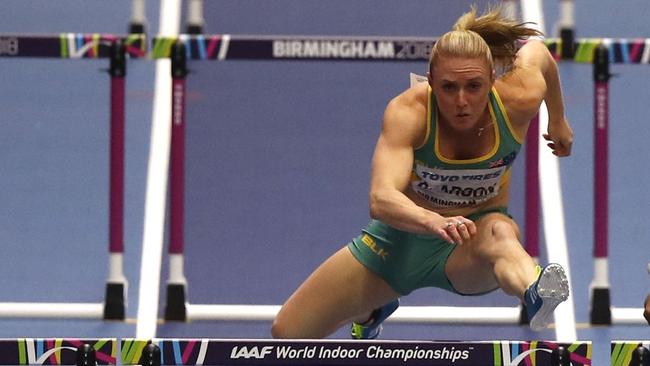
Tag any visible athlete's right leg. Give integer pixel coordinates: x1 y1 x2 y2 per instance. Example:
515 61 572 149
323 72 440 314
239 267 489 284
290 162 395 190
272 246 400 339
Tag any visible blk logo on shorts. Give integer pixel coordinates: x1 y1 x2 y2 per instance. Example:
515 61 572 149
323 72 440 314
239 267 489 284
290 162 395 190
361 234 389 260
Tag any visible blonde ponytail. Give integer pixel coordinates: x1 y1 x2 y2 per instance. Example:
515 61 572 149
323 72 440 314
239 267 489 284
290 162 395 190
430 5 542 73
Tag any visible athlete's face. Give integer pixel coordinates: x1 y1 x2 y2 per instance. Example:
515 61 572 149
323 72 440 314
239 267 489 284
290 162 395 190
428 56 494 132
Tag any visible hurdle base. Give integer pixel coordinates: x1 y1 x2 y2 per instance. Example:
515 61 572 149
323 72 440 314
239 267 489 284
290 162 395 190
129 22 146 35
103 282 126 320
186 24 203 35
559 27 575 60
164 283 187 321
590 287 611 324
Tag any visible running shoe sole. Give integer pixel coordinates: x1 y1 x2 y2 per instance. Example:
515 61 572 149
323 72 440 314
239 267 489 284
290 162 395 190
529 263 570 331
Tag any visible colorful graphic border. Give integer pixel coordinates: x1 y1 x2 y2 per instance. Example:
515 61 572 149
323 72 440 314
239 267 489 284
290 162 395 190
1 33 649 64
0 338 116 365
0 33 146 58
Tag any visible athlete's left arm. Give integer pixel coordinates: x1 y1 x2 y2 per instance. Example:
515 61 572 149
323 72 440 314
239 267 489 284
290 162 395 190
510 40 574 157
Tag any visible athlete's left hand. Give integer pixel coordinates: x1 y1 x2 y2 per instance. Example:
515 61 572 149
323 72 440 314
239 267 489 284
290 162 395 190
439 216 477 246
544 116 573 157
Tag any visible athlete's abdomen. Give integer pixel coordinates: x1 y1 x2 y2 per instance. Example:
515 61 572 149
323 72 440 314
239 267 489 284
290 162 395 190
404 184 511 218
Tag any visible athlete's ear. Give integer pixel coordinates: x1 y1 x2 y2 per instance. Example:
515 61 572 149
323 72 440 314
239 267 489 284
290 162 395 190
427 71 433 86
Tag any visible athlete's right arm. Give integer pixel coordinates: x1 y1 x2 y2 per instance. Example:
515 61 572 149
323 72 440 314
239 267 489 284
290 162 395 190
368 92 474 244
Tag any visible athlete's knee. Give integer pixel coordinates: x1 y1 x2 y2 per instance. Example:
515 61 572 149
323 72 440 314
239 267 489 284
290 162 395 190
490 220 518 240
271 314 294 339
473 217 521 257
481 215 519 242
271 304 296 338
272 306 323 339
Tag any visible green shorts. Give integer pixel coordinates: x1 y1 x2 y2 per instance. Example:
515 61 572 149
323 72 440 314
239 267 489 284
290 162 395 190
347 207 510 295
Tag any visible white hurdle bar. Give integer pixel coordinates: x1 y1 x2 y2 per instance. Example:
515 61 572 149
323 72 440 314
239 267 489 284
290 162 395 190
0 303 104 319
185 304 521 324
611 307 648 325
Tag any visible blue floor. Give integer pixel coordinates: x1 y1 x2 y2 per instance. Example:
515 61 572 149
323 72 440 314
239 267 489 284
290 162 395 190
1 1 649 365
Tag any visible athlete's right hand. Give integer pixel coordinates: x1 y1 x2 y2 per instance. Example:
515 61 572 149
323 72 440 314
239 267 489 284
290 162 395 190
434 216 477 245
544 116 573 157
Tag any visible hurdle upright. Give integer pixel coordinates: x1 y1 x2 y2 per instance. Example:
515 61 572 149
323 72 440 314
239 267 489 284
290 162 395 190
558 0 576 60
129 0 147 34
185 0 205 34
164 40 190 321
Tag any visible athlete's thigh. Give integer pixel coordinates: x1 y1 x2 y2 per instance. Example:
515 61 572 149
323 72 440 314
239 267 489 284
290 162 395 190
275 246 399 338
445 213 519 294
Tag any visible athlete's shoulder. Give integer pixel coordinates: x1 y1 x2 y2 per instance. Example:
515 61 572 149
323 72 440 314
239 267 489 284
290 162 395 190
381 83 428 146
387 82 428 115
494 76 543 127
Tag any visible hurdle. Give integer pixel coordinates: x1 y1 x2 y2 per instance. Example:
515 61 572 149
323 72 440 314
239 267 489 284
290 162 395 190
0 33 145 320
549 38 650 325
548 0 650 321
121 338 592 366
150 33 557 327
594 41 649 325
549 37 650 327
0 338 117 366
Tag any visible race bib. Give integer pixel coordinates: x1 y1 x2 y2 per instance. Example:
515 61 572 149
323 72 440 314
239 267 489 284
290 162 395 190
411 164 507 208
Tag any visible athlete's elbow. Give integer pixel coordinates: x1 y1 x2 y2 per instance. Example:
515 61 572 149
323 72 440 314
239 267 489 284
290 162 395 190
368 190 386 220
369 205 381 221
